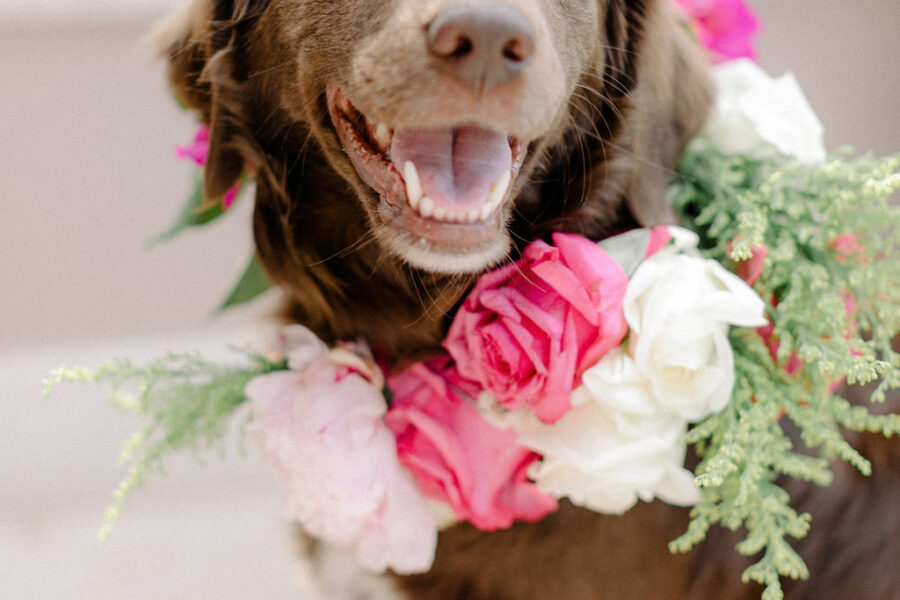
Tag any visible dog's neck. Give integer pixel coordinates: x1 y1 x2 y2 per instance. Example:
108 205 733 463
252 150 476 364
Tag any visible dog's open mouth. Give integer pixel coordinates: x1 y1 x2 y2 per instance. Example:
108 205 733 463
327 85 527 272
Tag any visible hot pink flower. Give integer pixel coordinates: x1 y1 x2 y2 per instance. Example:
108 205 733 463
644 226 674 258
673 0 760 64
829 233 866 264
385 362 557 531
726 239 768 286
175 124 243 209
175 124 211 166
444 233 628 423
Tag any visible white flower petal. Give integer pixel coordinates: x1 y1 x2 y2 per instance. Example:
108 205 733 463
621 251 764 422
702 58 826 165
502 395 697 515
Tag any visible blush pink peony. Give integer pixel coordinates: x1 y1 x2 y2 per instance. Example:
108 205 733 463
443 233 628 423
247 326 437 574
385 362 557 531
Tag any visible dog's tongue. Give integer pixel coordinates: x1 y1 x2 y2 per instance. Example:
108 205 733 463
391 126 511 210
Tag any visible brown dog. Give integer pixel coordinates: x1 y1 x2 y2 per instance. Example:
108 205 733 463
156 0 898 598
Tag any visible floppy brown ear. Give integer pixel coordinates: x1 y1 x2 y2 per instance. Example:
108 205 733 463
617 0 715 226
530 0 713 238
153 0 269 204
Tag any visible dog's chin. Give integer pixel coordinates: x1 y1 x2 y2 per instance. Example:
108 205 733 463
375 212 512 274
326 85 528 275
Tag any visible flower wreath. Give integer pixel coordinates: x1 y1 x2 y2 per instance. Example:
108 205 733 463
46 2 899 598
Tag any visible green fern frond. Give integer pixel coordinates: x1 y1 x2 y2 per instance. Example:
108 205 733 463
669 147 900 598
44 351 286 540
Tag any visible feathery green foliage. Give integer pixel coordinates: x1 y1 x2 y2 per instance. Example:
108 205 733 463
43 351 286 540
668 146 900 599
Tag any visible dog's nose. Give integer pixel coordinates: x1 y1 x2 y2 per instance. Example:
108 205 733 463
427 1 535 93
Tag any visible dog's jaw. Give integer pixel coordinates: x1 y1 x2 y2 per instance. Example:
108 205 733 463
327 85 529 274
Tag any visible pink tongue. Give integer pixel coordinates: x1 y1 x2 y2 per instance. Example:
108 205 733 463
391 126 511 211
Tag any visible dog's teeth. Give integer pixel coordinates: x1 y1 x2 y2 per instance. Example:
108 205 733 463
478 202 493 222
487 170 511 212
434 207 447 221
374 122 393 147
404 161 423 206
418 196 435 218
466 209 480 223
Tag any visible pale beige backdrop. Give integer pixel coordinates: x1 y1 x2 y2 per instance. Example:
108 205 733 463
1 1 898 599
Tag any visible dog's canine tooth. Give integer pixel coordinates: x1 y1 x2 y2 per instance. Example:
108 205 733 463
374 122 393 147
478 202 493 222
418 196 435 218
487 170 511 212
404 161 423 206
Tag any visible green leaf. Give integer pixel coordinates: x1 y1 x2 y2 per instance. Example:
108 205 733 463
219 254 272 311
149 174 226 246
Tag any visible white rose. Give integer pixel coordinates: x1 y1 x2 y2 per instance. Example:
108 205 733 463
700 58 826 165
622 252 767 422
483 382 699 514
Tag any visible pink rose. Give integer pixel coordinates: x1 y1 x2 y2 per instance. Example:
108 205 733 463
673 0 760 64
385 362 557 530
444 233 628 423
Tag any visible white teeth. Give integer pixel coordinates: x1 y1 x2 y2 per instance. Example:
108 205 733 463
374 122 393 147
418 196 435 218
404 161 423 207
487 170 511 213
405 167 512 224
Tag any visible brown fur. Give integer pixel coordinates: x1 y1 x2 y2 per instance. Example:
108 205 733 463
160 0 712 360
157 0 899 597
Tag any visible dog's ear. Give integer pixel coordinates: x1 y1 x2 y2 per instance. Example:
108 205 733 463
547 0 713 232
154 0 270 204
616 0 714 226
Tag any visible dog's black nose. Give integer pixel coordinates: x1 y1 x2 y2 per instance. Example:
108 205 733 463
427 1 535 93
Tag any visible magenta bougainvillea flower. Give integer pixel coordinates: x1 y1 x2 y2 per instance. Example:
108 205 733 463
175 124 242 209
673 0 761 63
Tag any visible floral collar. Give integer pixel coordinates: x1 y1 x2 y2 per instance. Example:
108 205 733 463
245 225 766 573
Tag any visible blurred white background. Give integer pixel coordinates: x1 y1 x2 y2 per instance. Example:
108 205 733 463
1 1 898 598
